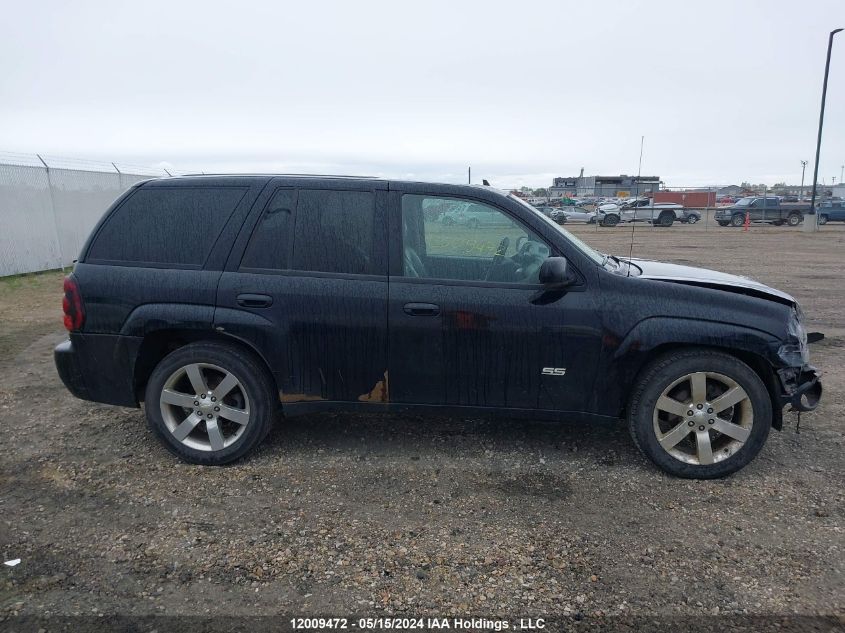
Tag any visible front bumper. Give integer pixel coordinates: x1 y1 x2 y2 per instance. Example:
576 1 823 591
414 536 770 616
778 365 822 412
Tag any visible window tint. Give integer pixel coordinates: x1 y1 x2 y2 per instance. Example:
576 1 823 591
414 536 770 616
292 189 377 275
402 194 550 283
88 187 246 265
240 189 295 270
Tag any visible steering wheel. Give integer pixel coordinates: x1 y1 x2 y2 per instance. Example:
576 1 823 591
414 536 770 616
484 237 510 281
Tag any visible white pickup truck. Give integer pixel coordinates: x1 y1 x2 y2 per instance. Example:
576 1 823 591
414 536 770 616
619 198 701 226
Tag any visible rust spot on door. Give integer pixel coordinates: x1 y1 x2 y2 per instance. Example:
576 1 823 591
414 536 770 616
279 392 326 403
358 371 389 403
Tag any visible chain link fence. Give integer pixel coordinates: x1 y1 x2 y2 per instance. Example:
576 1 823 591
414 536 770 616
0 152 170 276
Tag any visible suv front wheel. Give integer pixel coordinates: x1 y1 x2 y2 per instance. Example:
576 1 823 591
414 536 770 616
144 342 276 465
628 350 771 478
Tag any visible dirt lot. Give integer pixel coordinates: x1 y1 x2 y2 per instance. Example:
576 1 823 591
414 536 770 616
1 223 843 629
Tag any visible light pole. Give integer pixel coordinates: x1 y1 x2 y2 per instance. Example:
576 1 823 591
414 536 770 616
800 160 808 199
804 28 843 232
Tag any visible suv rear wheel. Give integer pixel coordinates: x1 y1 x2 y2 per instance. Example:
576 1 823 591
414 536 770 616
628 350 771 478
145 342 276 465
787 212 802 226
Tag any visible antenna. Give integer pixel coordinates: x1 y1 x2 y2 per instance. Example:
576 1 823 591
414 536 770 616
627 135 644 277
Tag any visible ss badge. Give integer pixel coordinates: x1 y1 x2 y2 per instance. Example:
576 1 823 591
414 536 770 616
541 367 567 376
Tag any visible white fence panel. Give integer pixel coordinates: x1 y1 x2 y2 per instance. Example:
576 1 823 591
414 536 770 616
0 156 163 276
0 163 63 276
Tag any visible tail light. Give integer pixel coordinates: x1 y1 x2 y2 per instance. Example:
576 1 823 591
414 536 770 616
62 275 85 332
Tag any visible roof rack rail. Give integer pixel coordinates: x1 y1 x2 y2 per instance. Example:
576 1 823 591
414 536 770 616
178 173 380 179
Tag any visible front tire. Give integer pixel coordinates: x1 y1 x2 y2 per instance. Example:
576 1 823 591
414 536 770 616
601 214 620 227
627 350 772 479
144 342 276 465
730 213 745 227
818 214 828 225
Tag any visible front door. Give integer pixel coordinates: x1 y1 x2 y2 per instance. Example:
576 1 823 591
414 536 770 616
388 190 601 412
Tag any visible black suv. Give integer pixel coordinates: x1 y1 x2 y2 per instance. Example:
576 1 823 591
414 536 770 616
55 176 822 478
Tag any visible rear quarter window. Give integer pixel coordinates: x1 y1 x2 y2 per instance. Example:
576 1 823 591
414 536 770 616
86 186 247 266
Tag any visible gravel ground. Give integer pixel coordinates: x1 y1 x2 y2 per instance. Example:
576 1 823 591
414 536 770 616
1 223 843 630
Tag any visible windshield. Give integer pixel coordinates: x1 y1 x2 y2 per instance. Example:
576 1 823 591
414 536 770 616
508 194 605 265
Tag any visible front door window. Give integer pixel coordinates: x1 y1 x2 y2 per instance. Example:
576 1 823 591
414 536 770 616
401 195 550 284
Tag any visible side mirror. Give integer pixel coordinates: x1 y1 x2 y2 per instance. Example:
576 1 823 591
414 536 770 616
538 257 572 286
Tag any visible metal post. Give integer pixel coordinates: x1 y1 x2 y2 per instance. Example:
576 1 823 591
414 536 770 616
804 28 843 233
468 167 471 184
36 154 66 270
800 160 807 200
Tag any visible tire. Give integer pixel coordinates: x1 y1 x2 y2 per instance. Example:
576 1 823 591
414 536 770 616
657 212 674 227
627 350 772 479
467 218 480 229
818 214 828 225
144 342 277 465
717 221 730 227
730 213 745 227
686 215 699 224
787 212 802 227
601 214 620 227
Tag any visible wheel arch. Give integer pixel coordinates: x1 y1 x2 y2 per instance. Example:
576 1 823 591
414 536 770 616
133 328 280 405
626 343 783 430
607 319 784 430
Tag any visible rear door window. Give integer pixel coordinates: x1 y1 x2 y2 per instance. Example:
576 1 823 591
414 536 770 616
87 187 247 266
291 189 379 275
239 189 296 271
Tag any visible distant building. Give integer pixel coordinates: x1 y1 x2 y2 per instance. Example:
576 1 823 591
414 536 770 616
549 171 660 198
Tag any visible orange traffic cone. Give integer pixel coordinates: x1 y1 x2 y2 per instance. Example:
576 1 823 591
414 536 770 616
743 211 750 231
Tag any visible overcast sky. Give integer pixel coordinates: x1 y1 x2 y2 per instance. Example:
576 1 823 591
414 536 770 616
1 0 843 188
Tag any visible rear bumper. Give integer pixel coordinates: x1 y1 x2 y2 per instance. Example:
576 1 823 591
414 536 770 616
778 365 822 412
54 339 89 401
54 333 142 407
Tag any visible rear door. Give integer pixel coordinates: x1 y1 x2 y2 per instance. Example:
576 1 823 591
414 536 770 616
215 178 390 405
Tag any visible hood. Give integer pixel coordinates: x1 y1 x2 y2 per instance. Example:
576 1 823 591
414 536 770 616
630 258 795 305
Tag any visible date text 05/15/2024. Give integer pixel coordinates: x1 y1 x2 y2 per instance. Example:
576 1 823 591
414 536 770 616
290 617 546 630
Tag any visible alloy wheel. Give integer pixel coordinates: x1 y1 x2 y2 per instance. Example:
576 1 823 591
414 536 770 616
652 371 753 466
159 363 251 451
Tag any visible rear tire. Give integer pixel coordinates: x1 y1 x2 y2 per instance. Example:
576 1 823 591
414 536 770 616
628 350 772 479
686 215 699 224
657 212 674 227
818 214 828 225
144 342 276 465
787 212 802 227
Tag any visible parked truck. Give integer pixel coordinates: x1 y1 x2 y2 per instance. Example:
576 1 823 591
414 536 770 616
620 198 701 226
714 197 809 227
